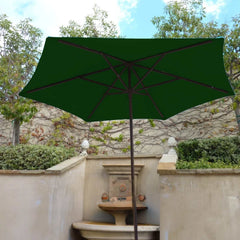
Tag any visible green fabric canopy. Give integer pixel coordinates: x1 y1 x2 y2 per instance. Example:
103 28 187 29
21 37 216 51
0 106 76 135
20 37 234 122
20 37 234 240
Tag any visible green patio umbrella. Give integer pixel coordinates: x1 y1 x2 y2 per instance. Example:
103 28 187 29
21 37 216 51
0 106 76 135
20 37 234 240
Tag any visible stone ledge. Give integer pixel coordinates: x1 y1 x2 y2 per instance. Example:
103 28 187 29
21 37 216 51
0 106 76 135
0 155 86 175
46 155 86 174
87 154 161 160
0 169 46 175
157 164 240 175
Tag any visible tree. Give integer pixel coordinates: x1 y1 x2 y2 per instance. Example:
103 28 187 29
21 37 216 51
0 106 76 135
59 4 119 37
0 15 42 145
152 0 240 131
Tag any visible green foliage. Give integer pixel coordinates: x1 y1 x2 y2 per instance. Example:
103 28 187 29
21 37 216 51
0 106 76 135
176 136 240 169
92 136 106 143
152 0 240 130
152 0 206 38
135 141 141 145
176 159 239 169
148 119 156 127
210 108 219 114
59 4 118 38
139 129 143 134
19 130 31 144
90 127 95 132
52 112 74 129
89 145 99 155
0 15 42 121
0 145 77 170
111 134 124 142
47 112 75 147
0 14 42 144
122 145 131 153
101 122 113 133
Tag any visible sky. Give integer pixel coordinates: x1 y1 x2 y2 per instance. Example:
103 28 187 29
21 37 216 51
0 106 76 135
0 0 240 39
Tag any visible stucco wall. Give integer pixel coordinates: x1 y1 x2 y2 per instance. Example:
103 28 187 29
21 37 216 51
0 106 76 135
0 156 86 240
2 152 240 240
158 170 240 240
83 155 161 225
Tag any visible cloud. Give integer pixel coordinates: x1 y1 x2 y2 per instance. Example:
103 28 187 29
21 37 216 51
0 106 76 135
162 0 226 18
162 0 184 4
0 0 139 37
203 0 226 18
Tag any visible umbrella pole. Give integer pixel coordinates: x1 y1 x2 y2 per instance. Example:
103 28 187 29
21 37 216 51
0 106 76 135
128 90 138 240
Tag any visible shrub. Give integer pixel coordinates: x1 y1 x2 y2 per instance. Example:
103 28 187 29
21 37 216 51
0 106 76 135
176 159 239 169
176 136 240 169
0 145 77 170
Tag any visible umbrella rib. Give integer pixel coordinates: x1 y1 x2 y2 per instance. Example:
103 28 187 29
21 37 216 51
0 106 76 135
82 63 125 77
134 64 230 94
107 91 128 95
183 78 229 93
80 76 126 91
107 91 147 96
59 39 127 63
132 39 213 63
87 67 128 120
59 39 213 68
25 75 126 94
131 67 164 118
101 54 128 89
24 64 127 93
133 54 166 90
136 78 180 91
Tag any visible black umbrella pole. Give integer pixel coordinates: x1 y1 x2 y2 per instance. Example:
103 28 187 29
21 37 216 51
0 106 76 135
128 92 138 240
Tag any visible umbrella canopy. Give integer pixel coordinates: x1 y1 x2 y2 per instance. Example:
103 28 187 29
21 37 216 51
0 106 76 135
20 37 233 121
20 37 234 240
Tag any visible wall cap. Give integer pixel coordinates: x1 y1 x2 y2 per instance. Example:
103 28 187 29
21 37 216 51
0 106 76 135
87 154 161 160
158 166 240 175
0 155 86 175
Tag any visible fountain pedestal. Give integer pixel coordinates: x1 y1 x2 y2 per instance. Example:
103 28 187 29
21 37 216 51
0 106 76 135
98 201 147 225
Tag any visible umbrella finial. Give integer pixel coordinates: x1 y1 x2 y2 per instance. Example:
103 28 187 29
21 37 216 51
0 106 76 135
81 139 89 156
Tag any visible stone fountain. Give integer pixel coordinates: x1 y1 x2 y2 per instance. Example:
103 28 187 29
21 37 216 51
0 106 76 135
73 159 159 240
98 164 147 225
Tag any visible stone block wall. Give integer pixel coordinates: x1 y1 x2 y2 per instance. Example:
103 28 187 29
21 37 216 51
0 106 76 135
0 97 238 155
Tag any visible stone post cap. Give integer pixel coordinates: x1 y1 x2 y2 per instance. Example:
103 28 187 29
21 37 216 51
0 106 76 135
167 137 177 156
81 139 89 156
168 137 177 147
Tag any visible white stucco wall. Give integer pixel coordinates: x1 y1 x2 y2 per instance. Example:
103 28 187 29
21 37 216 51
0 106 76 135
3 153 240 240
0 155 86 240
158 170 240 240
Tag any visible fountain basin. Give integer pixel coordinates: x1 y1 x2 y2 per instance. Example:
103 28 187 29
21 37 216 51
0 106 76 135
72 221 159 240
98 201 147 225
98 201 147 211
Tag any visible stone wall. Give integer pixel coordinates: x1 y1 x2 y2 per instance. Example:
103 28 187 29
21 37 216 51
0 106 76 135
0 97 238 155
